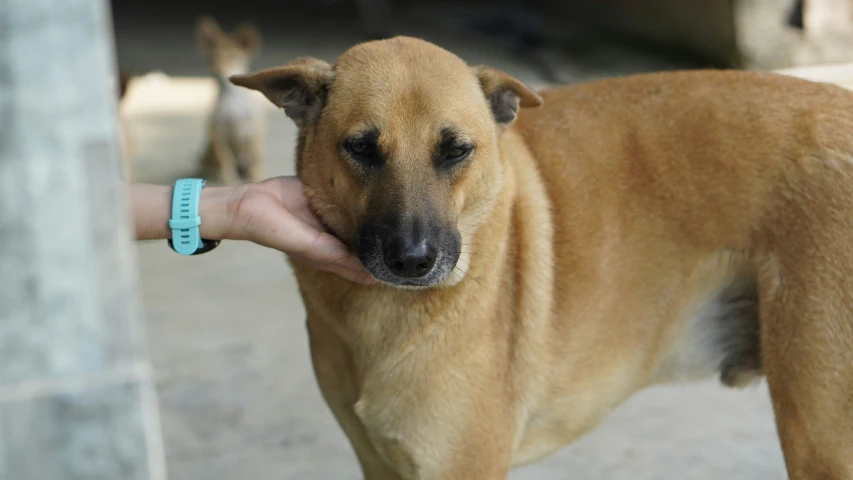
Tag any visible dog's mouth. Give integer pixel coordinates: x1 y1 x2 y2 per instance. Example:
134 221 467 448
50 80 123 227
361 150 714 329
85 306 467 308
354 229 462 288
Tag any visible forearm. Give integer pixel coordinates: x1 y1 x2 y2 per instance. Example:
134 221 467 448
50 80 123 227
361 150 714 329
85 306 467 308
130 182 242 241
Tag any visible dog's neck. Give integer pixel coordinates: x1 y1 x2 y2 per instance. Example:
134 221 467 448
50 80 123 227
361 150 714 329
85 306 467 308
215 74 243 95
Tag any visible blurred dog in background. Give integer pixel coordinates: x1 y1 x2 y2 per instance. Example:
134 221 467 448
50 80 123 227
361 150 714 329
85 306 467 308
196 15 266 183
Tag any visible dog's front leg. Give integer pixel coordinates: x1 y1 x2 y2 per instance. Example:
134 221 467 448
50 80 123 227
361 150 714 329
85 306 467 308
348 374 514 480
341 395 512 480
307 316 513 480
308 317 405 480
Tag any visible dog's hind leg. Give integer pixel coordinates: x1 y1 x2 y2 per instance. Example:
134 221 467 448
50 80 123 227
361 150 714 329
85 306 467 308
758 213 853 479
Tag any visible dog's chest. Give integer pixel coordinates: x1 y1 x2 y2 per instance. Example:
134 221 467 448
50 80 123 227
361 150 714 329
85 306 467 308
213 88 261 140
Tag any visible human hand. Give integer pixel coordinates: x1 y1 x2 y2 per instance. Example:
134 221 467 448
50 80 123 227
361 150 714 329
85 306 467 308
202 176 373 285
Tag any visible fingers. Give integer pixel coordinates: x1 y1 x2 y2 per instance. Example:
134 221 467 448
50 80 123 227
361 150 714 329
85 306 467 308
246 178 377 285
289 251 377 286
322 261 377 286
277 225 376 285
298 232 377 285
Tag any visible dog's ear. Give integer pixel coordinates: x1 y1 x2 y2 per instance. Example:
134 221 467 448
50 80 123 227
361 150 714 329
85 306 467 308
196 15 224 55
230 57 334 126
232 21 262 56
473 65 543 125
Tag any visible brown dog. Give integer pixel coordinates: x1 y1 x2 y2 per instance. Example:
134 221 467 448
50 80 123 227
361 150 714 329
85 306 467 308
232 37 853 479
196 15 266 183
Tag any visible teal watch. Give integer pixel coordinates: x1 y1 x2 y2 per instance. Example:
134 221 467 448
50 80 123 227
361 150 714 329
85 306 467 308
167 178 220 256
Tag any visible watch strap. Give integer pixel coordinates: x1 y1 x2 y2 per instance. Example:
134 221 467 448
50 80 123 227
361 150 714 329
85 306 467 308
168 179 207 255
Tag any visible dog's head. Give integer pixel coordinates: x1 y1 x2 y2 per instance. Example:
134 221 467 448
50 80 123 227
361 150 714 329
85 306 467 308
196 15 262 79
232 37 541 288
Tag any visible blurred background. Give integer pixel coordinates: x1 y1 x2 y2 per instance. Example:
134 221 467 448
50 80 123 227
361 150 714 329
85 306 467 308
7 0 853 479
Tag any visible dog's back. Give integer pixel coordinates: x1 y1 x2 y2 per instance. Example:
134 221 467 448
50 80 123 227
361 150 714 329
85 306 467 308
518 70 853 264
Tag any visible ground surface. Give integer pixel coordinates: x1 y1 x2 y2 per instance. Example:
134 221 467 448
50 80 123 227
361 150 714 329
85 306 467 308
116 7 788 479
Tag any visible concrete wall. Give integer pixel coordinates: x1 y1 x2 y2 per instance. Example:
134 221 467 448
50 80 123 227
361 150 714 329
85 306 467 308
0 0 167 478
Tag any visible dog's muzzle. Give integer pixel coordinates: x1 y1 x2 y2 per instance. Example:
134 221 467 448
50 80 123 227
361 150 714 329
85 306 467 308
355 218 461 287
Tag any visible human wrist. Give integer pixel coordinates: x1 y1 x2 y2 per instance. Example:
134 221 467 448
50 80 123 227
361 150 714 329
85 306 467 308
198 184 245 241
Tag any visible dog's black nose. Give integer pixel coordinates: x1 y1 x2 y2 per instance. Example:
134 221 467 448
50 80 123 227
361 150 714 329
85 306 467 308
383 237 437 278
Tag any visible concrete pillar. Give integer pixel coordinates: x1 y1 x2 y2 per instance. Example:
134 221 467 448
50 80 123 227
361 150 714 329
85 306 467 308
0 0 167 479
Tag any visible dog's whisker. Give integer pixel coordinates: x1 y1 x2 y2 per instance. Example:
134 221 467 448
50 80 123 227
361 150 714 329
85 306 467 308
453 257 486 289
461 243 496 250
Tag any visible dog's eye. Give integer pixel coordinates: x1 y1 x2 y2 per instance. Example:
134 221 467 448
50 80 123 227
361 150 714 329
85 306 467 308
343 139 382 167
444 145 473 164
349 141 368 156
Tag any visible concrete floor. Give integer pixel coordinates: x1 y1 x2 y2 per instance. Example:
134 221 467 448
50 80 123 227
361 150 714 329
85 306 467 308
117 9 788 480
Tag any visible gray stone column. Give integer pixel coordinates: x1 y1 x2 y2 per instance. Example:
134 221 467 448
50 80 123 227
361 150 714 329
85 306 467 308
0 0 167 479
